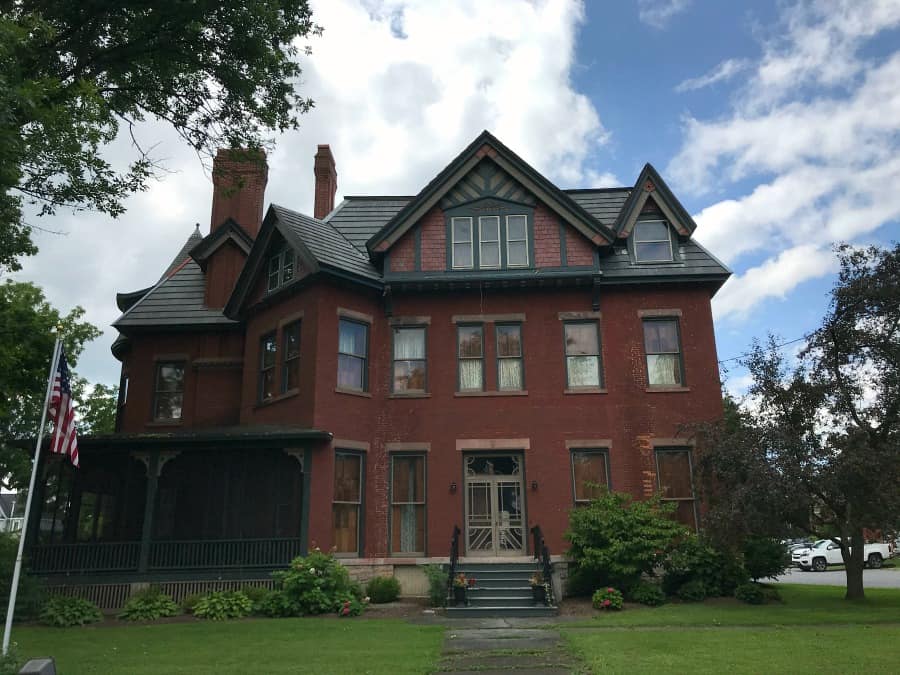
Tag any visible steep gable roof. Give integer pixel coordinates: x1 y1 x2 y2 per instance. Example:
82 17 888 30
366 130 616 255
614 164 697 237
189 218 254 271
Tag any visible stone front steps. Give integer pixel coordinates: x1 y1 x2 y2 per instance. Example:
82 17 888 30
445 562 557 618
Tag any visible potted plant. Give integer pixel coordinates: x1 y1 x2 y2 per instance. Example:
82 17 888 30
452 573 473 606
529 572 547 604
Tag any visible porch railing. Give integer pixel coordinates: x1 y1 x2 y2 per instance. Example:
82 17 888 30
29 538 303 574
530 525 555 605
446 524 461 601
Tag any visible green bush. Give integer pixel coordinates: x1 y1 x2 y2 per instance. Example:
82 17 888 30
592 586 624 611
662 537 748 598
274 548 359 616
241 585 269 604
734 582 766 604
628 581 666 607
119 588 179 621
366 576 401 604
566 492 687 592
255 589 299 617
193 591 252 621
762 585 782 603
675 579 707 602
180 593 203 614
743 537 789 581
0 644 19 675
336 593 365 617
39 596 102 627
421 564 448 607
0 533 45 620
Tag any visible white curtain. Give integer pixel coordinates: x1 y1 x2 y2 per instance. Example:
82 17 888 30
567 356 599 387
647 354 680 386
498 360 523 390
394 329 425 359
459 360 483 390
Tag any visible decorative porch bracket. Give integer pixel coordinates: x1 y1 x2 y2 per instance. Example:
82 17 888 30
282 448 304 471
131 450 181 573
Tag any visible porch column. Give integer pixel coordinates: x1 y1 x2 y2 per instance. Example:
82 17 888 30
137 450 159 573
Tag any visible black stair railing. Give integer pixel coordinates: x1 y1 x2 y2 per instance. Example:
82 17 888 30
530 525 555 606
447 524 461 601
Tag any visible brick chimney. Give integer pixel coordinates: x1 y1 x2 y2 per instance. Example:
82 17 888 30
210 148 268 237
313 144 337 219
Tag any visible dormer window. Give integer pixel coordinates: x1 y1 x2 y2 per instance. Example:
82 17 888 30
450 212 531 270
633 220 673 263
267 247 295 291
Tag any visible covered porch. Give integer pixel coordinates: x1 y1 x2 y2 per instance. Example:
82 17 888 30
25 426 331 581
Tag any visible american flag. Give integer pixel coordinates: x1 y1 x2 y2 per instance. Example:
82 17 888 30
48 347 79 468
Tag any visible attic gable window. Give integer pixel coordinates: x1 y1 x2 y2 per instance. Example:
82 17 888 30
267 247 295 291
451 217 474 269
633 220 673 263
449 211 532 270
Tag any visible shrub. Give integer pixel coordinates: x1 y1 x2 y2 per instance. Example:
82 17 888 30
241 585 269 604
180 593 203 614
366 576 401 604
193 591 252 621
592 586 624 611
0 644 18 675
762 585 782 603
274 548 358 616
255 589 299 617
119 588 179 621
336 593 365 617
566 492 687 592
675 579 707 602
743 537 789 581
662 536 748 598
734 582 766 604
421 564 448 607
628 581 666 607
0 534 45 620
39 596 102 627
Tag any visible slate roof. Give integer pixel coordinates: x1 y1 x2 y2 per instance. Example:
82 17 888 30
326 197 412 255
597 238 730 282
566 189 631 226
272 204 381 280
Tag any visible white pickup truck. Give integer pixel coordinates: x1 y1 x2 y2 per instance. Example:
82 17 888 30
792 539 893 571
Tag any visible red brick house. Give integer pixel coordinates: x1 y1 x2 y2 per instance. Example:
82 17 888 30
25 132 729 602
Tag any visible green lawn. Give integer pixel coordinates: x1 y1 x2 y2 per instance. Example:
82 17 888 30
567 584 900 627
10 618 444 675
565 585 900 674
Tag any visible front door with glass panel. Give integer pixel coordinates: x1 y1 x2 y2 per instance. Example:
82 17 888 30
464 455 525 556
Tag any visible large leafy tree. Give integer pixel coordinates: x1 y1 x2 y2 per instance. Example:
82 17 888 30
695 243 900 600
0 0 320 272
0 280 101 489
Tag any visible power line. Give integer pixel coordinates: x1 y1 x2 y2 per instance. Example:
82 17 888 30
718 335 808 365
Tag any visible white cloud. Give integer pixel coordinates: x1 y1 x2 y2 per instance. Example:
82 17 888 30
13 0 611 386
675 58 748 92
671 0 900 319
713 245 838 321
637 0 691 29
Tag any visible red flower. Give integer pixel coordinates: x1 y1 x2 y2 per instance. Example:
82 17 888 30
607 587 614 593
468 578 476 586
602 599 611 607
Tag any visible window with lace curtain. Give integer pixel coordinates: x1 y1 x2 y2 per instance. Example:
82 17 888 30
390 454 425 555
496 323 524 390
643 318 684 387
457 325 484 391
564 321 602 388
392 327 426 393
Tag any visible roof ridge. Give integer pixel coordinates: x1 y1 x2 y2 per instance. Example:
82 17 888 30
273 203 372 265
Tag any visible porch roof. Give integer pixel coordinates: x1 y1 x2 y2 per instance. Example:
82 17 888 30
25 425 333 452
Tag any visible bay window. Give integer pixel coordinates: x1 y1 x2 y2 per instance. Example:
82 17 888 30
337 319 369 391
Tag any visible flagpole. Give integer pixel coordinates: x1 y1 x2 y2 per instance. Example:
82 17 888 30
3 333 62 656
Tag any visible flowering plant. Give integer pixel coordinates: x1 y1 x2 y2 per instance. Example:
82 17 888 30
452 573 475 588
592 586 624 611
529 572 544 587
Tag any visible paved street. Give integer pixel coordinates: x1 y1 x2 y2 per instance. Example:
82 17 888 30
775 566 900 588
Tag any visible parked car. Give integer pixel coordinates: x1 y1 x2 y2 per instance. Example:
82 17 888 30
792 539 892 571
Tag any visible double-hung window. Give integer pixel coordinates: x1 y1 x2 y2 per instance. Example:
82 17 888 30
457 325 484 391
571 450 610 504
451 217 474 269
153 362 185 421
478 216 501 268
337 319 369 391
634 221 673 262
496 324 524 390
655 448 697 530
259 332 277 401
282 321 301 393
390 455 425 555
267 248 295 291
564 322 602 388
506 215 529 267
333 452 363 554
393 327 426 393
643 318 683 386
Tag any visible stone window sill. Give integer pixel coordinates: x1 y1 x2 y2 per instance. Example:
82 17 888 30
454 390 528 397
146 419 183 428
254 389 300 409
645 386 691 393
388 393 432 399
335 387 372 398
563 387 608 395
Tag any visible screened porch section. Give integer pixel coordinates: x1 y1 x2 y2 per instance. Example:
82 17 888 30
28 444 310 577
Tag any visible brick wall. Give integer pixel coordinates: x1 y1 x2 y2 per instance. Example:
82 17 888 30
566 225 595 266
419 207 445 271
389 228 416 272
533 204 561 267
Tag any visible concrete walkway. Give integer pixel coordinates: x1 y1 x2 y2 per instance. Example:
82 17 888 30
433 618 583 675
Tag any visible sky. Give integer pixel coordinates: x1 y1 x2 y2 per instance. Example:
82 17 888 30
12 0 900 398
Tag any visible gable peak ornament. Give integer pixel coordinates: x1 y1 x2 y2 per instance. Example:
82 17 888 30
644 180 656 193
